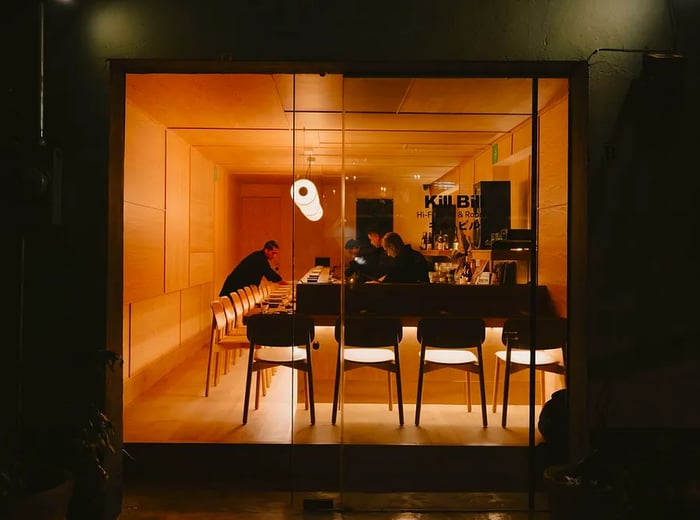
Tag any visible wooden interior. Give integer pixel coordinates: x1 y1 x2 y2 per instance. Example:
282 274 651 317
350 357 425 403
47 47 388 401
122 74 569 445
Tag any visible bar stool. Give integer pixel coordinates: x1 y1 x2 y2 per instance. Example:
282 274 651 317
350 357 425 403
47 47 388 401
331 315 404 426
415 316 488 427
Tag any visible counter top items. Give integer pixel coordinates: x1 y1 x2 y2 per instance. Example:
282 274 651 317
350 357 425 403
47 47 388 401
300 266 331 284
295 282 556 327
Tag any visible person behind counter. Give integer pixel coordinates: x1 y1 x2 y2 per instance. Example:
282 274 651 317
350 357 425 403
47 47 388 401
219 240 290 296
353 226 393 281
379 232 430 283
344 239 363 278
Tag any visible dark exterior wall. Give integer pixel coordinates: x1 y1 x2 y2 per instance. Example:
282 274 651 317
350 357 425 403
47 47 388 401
4 1 699 518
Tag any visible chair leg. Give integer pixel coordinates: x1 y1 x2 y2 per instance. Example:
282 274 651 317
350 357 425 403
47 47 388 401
466 371 472 412
476 348 488 428
306 362 316 425
331 349 341 425
242 347 255 424
204 347 215 397
492 358 501 413
501 358 512 428
394 353 404 426
387 372 393 411
415 364 425 426
213 352 221 387
223 351 230 374
255 370 261 410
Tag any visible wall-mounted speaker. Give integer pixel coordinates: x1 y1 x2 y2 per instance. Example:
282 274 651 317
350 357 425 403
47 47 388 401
472 181 510 249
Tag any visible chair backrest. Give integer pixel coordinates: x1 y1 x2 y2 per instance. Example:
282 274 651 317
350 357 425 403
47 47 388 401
229 292 247 327
501 316 567 350
335 315 403 347
246 313 315 346
249 284 263 304
417 317 485 348
259 281 271 298
242 286 257 309
220 296 237 332
210 300 228 340
236 289 253 313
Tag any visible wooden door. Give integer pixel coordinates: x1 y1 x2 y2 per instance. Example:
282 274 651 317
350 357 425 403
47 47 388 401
239 197 285 277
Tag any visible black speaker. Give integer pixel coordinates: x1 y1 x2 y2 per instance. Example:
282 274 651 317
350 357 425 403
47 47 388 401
473 181 510 249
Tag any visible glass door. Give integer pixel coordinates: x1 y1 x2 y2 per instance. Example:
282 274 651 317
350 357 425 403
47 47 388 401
332 75 569 511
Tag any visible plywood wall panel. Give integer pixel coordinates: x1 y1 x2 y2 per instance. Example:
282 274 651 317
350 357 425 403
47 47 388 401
512 120 532 154
190 252 214 286
123 303 131 378
538 205 568 317
181 285 205 344
474 149 493 183
124 202 164 303
129 292 181 374
124 101 166 209
539 98 569 209
190 149 215 252
165 131 190 292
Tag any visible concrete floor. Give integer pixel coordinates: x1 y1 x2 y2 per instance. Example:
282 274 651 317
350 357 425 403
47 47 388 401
120 481 551 519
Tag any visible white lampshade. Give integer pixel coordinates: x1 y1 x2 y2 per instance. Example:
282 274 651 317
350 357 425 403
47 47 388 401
290 179 323 221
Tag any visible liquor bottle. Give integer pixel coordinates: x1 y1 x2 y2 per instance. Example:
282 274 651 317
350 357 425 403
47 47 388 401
427 231 433 249
420 232 427 250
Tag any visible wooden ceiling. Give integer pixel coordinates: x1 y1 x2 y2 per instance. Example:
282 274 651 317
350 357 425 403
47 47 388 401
126 74 567 183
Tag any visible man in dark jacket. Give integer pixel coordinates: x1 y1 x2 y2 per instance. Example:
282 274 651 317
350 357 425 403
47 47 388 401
380 232 429 283
219 240 288 296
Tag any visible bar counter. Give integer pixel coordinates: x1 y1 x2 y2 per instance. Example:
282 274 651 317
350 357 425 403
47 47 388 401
296 281 556 326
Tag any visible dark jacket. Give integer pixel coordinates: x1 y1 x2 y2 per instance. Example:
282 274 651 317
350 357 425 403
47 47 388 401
351 244 393 281
219 249 282 296
382 245 429 283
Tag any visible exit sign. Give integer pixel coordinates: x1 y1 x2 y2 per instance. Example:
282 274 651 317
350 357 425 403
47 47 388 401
492 143 499 164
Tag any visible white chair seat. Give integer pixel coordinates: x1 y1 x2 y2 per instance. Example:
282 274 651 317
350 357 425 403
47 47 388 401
255 346 307 363
495 348 559 366
344 348 394 364
424 349 477 365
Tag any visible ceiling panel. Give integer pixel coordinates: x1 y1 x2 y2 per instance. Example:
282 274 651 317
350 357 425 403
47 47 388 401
126 73 567 183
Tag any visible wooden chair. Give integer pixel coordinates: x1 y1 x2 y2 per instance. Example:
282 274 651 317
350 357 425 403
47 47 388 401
229 291 273 391
492 316 567 427
220 295 247 365
243 313 316 425
259 280 271 299
229 292 248 328
331 315 404 426
415 317 488 427
249 284 263 305
205 300 249 396
243 285 258 308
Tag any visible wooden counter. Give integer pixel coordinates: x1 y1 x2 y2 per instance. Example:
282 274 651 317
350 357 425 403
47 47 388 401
296 282 556 326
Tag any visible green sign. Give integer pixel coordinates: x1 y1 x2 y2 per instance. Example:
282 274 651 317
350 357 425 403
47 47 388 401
492 143 499 164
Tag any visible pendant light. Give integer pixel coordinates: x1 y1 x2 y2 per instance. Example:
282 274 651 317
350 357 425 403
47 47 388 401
291 156 323 221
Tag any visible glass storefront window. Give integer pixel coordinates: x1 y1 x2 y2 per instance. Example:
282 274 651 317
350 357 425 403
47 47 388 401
121 70 569 507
